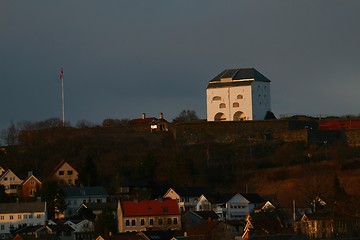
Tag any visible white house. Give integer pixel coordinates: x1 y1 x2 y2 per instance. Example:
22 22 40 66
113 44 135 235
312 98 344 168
163 187 208 212
61 187 108 218
206 68 271 121
219 193 264 221
0 199 47 239
0 169 23 195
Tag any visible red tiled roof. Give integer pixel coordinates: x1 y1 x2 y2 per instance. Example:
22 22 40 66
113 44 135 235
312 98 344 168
121 199 179 217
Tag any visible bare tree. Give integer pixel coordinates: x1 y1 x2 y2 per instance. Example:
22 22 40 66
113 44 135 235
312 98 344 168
173 110 199 122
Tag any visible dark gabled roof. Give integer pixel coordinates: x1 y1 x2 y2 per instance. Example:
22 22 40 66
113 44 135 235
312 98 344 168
99 233 145 240
0 200 45 214
207 68 270 89
62 186 108 197
140 230 178 240
187 211 220 221
82 202 117 211
241 193 265 204
170 187 207 198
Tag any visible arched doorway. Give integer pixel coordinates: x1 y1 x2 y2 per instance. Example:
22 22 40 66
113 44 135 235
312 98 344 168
214 112 226 121
233 111 246 121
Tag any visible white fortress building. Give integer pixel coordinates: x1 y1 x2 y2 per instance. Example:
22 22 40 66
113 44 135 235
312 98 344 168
206 68 271 121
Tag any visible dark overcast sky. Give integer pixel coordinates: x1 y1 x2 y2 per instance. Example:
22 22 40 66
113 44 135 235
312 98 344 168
1 1 360 130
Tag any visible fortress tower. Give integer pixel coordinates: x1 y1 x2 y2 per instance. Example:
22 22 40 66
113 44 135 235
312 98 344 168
206 68 271 121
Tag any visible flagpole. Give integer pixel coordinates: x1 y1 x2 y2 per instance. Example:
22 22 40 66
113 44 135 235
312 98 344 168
59 67 65 127
61 76 65 127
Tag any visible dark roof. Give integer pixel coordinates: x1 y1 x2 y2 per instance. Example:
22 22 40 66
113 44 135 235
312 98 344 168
0 200 45 214
207 68 270 89
170 187 207 198
82 202 117 211
241 193 265 204
62 186 108 197
141 230 179 240
185 210 220 221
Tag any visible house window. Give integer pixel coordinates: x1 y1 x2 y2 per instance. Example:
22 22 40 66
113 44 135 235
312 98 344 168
3 177 7 181
67 171 73 175
29 215 33 219
158 218 163 225
30 180 35 186
73 200 77 205
219 103 226 108
131 219 136 226
68 179 73 185
140 219 145 226
10 215 13 220
149 218 154 226
23 215 27 219
212 96 221 101
0 216 3 220
173 218 178 225
36 214 41 219
167 218 172 225
0 225 4 230
58 171 64 176
18 215 22 220
125 220 130 226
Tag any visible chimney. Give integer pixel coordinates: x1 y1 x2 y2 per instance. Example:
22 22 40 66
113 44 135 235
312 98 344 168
28 171 33 177
159 112 163 119
141 113 146 119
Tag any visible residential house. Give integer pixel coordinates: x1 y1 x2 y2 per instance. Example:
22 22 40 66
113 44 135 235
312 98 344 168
242 211 294 239
14 223 74 240
50 160 78 186
13 232 60 240
186 220 236 240
181 210 219 231
215 193 264 221
0 199 47 239
128 113 169 132
206 68 272 121
18 172 42 200
62 187 108 218
163 188 208 212
299 211 360 239
96 232 144 240
0 169 22 195
77 202 117 221
117 199 181 233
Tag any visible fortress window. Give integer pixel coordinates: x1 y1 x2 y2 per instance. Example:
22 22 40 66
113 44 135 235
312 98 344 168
233 102 239 108
219 103 226 108
212 96 221 101
237 94 243 99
